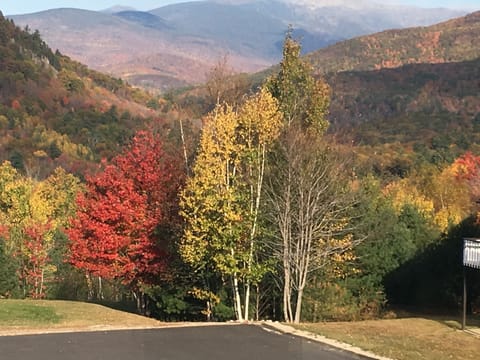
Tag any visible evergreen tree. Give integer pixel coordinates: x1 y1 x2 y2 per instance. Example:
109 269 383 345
0 237 17 297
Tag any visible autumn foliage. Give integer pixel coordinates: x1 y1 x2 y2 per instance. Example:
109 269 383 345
451 152 480 222
452 152 480 182
68 130 182 291
22 222 52 299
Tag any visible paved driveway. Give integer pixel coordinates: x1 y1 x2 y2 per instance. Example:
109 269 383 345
0 324 369 360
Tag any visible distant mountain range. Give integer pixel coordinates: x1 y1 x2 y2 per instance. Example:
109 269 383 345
8 0 467 91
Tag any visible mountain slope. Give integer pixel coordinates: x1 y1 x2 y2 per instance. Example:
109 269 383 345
9 1 465 91
307 11 480 74
0 13 161 178
310 11 480 172
299 10 480 144
326 57 480 175
328 58 480 131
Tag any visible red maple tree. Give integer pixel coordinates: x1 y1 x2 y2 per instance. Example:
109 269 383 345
68 130 183 303
453 152 480 199
23 223 52 299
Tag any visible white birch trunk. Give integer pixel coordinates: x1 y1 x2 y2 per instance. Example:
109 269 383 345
232 272 244 321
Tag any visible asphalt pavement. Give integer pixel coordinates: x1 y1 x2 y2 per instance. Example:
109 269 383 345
0 324 370 360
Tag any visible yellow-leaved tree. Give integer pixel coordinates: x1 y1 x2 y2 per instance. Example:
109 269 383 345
384 164 472 233
0 161 81 298
179 87 282 321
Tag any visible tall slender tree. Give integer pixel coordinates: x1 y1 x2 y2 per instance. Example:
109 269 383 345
179 88 282 320
267 129 358 323
266 31 359 323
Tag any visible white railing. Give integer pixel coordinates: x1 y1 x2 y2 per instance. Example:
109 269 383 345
463 238 480 269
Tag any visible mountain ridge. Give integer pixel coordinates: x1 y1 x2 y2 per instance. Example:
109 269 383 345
9 0 466 91
306 10 480 75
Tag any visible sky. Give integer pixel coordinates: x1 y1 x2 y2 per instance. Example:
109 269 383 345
1 0 479 16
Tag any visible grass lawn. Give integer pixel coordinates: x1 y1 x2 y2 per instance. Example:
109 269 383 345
0 299 162 332
293 317 480 360
0 301 61 326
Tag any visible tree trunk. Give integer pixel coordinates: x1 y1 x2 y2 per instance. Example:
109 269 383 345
245 281 251 321
178 117 189 175
255 284 260 321
133 290 146 315
85 272 94 301
40 268 44 298
294 286 304 323
98 276 104 300
232 272 244 321
283 266 293 322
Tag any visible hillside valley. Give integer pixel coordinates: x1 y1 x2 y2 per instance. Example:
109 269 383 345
8 0 466 91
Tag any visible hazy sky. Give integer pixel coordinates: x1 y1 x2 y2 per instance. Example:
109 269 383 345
2 0 479 16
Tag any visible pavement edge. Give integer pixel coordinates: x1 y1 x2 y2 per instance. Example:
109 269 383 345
258 321 394 360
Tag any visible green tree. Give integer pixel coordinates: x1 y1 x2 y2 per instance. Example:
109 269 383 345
265 31 359 323
343 176 442 315
344 177 414 319
266 28 330 132
0 236 17 297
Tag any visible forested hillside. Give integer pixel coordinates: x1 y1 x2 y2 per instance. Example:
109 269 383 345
1 13 480 324
327 58 480 175
0 12 162 178
302 11 480 178
307 11 480 74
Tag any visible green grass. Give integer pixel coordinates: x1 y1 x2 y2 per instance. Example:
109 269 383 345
0 301 61 326
292 317 480 360
0 299 162 332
